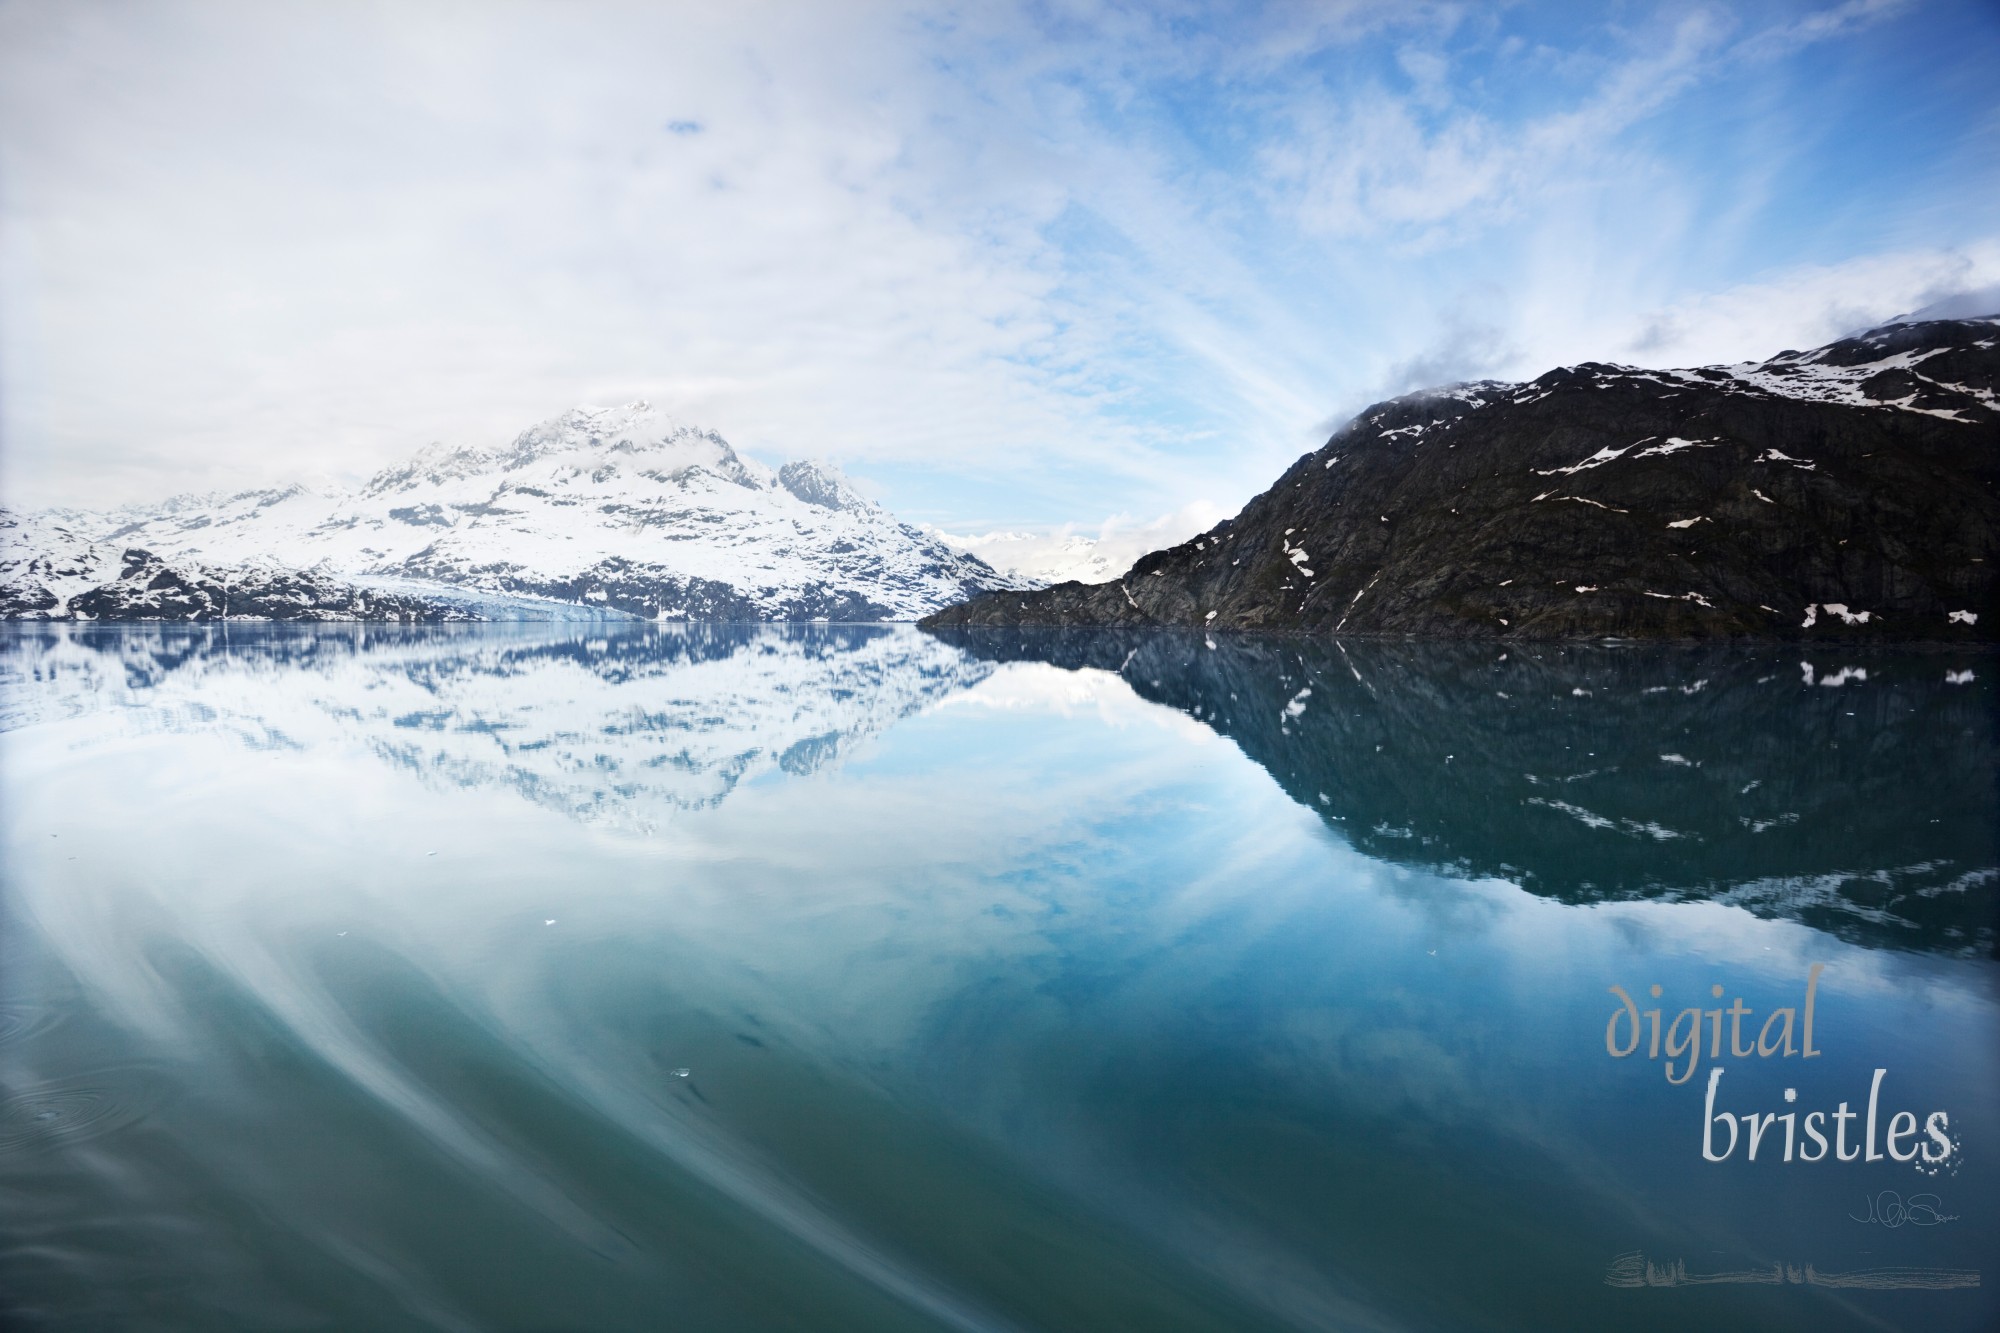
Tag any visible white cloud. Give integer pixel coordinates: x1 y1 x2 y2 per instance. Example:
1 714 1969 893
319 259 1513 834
1603 242 2000 367
0 2 1112 508
0 0 1991 541
1734 0 1916 60
1258 10 1731 242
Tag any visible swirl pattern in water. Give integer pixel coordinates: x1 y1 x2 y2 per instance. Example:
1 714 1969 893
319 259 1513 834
1 623 1995 1331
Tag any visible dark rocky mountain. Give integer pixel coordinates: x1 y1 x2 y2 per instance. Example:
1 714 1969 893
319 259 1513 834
925 317 2000 641
929 627 1998 955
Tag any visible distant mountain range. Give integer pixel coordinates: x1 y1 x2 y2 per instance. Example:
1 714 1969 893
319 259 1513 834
925 316 1999 641
12 318 1997 635
2 402 1030 622
921 528 1129 586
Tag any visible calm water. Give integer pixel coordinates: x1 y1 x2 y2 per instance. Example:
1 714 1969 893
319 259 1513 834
1 623 1994 1332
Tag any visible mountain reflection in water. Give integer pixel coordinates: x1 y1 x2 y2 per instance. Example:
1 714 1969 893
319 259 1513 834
931 628 1999 956
12 622 1992 952
1 623 1995 1333
2 622 991 829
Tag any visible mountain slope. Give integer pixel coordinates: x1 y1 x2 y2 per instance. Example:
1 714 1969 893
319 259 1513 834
11 402 1029 622
0 509 489 622
924 317 2000 641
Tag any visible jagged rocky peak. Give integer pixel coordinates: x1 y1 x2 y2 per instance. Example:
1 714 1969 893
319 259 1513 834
498 401 762 485
362 441 501 496
362 401 761 497
778 459 872 512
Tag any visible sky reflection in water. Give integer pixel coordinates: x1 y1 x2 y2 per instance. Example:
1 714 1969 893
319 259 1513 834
1 623 1994 1332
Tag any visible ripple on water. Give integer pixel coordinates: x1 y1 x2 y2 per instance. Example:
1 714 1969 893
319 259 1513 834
0 1002 64 1046
0 1072 166 1154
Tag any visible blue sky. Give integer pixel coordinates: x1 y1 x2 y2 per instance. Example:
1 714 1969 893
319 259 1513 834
2 0 1996 547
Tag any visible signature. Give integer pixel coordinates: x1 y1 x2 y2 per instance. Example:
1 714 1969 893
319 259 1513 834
1851 1191 1957 1228
1606 1251 1979 1290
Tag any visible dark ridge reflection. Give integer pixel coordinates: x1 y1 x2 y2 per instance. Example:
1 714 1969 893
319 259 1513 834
927 628 2000 956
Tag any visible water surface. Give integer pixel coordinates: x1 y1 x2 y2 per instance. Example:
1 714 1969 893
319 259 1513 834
2 623 1994 1331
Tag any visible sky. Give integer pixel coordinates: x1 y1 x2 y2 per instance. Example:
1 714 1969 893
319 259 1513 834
2 0 1997 548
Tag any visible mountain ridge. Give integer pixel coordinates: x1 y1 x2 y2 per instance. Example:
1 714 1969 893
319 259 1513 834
4 402 1031 622
923 316 2000 642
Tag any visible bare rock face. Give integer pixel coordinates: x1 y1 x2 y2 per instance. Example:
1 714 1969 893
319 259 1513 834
925 317 2000 642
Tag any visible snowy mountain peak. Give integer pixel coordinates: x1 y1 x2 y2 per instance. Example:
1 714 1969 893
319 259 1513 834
362 401 762 497
505 401 766 488
8 402 1035 622
363 441 505 496
777 459 873 512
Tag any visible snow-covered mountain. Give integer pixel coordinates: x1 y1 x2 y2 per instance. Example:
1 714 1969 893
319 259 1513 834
1 511 114 615
5 402 1033 621
928 529 1126 585
929 504 1230 586
0 509 518 621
